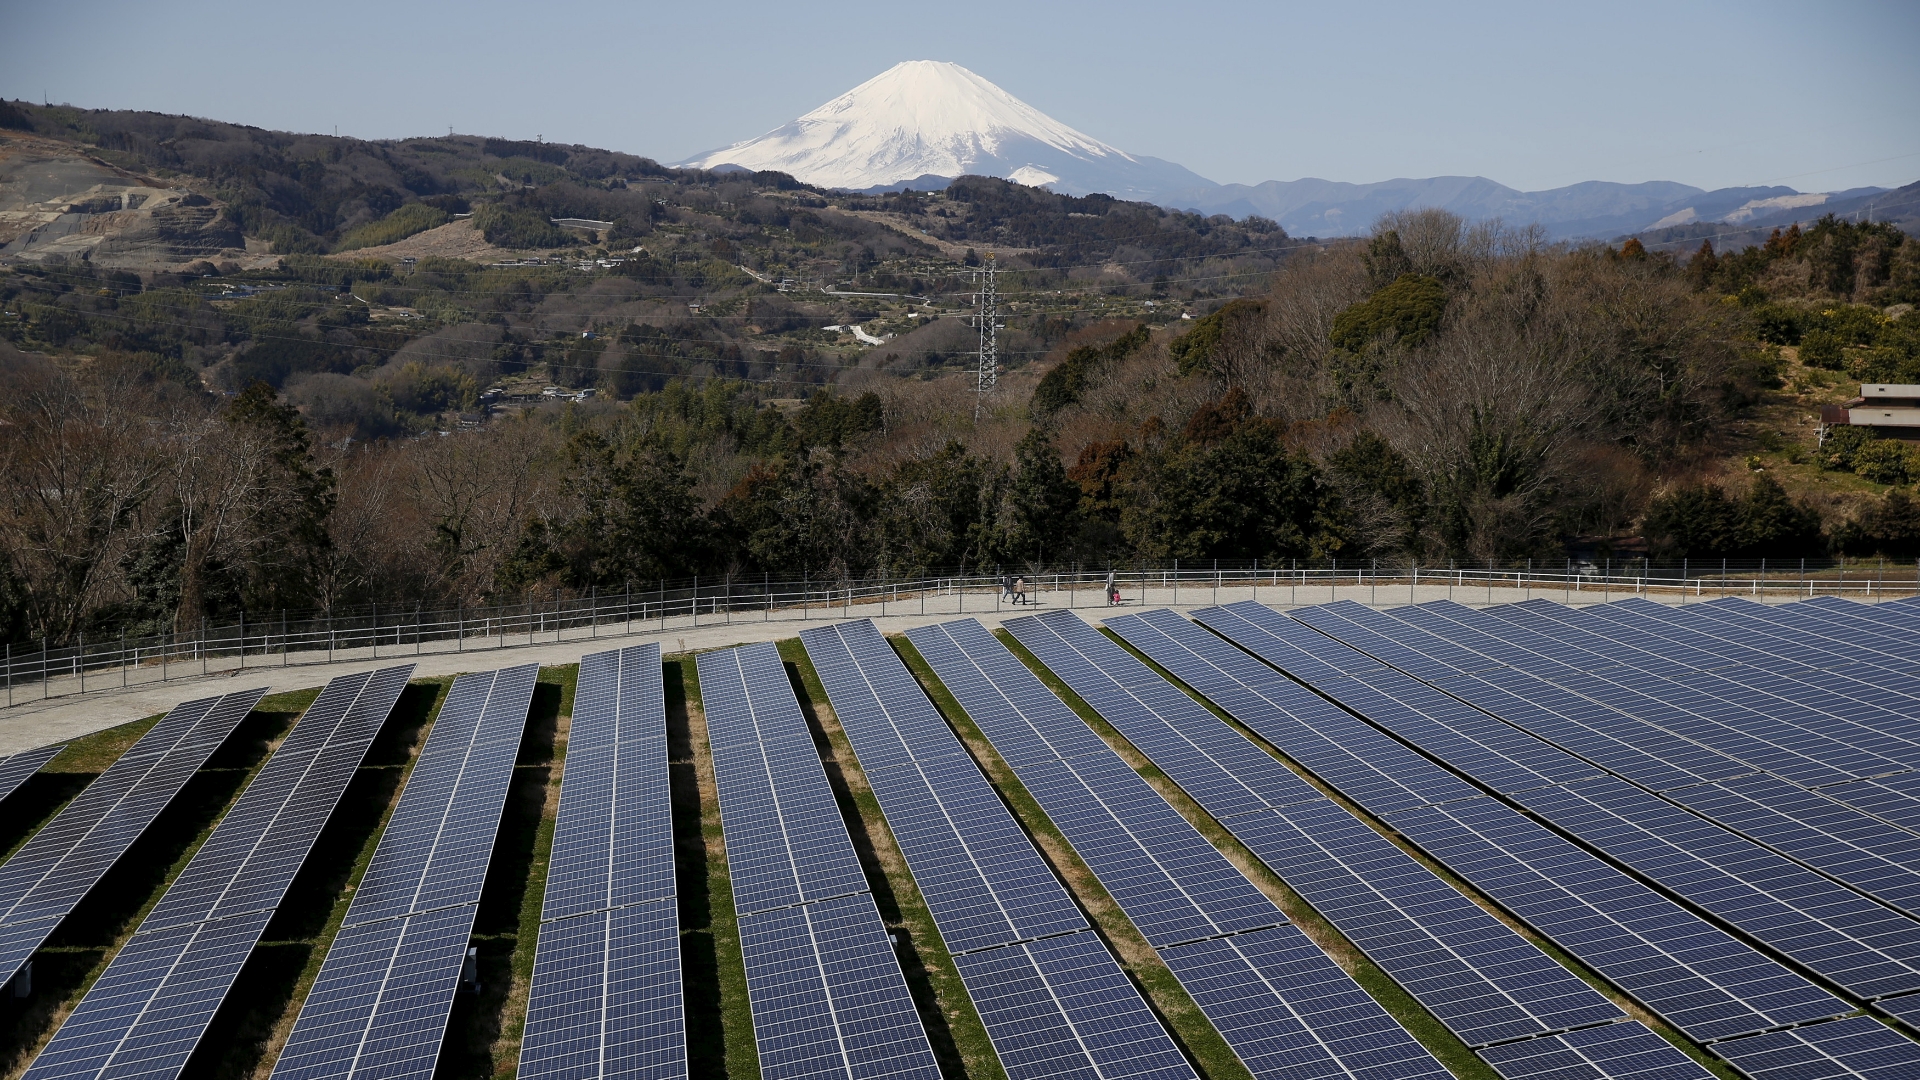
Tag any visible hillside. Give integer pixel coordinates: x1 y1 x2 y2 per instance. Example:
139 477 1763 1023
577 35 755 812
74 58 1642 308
0 100 1296 413
3 100 1920 652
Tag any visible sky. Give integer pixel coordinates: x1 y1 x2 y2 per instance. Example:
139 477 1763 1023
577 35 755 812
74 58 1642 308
7 0 1919 194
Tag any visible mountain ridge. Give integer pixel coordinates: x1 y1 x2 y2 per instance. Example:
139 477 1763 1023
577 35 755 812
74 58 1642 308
680 60 1910 241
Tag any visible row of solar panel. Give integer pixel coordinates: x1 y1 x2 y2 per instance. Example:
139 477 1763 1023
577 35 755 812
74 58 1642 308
2 662 554 1080
1288 597 1920 994
801 620 1220 1080
892 619 1459 1080
1187 598 1920 1079
696 642 944 1080
1001 609 1731 1080
519 644 685 1080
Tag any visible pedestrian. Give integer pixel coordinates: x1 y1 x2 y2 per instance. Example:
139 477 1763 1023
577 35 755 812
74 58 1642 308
1105 569 1119 606
1002 574 1014 603
1013 577 1029 605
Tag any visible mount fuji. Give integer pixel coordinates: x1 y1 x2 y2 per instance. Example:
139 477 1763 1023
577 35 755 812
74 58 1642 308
676 60 1214 200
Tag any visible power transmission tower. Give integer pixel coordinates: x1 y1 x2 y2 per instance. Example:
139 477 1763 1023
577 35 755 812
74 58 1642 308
973 252 1000 413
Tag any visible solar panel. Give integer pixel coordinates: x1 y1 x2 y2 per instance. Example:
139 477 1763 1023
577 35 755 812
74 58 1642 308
1475 1022 1717 1080
912 620 1285 947
0 687 263 995
696 643 943 1080
1510 775 1920 1000
1428 602 1903 785
1204 608 1920 1001
270 664 538 1080
1823 772 1920 836
1663 773 1920 918
698 645 869 916
1387 796 1850 1041
737 892 942 1080
1118 608 1855 1044
1878 993 1920 1031
996 611 1621 1050
951 931 1212 1080
22 666 414 1080
519 645 685 1080
1573 605 1920 771
1712 1015 1920 1080
1160 926 1453 1080
914 618 1449 1080
799 623 1200 1080
0 743 64 807
799 623 1087 953
1107 609 1480 816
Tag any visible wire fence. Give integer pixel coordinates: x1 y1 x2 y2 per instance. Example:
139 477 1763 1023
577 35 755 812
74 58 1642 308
6 557 1918 709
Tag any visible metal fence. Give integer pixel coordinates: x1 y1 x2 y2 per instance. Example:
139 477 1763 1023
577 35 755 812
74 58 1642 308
6 557 1918 709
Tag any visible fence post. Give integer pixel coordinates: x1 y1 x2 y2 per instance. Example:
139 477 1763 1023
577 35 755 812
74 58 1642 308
458 599 464 652
238 610 245 671
372 601 378 660
282 609 289 666
122 629 128 688
78 631 85 694
44 636 50 700
5 642 9 708
692 576 699 628
1173 559 1179 605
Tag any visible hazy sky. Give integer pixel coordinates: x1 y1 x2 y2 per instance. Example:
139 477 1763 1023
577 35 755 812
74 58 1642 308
8 0 1918 193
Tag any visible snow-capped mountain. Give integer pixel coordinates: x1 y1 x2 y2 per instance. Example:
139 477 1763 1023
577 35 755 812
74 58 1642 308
676 60 1213 199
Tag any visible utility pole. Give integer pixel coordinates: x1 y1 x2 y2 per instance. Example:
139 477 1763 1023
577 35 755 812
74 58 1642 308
973 252 1000 418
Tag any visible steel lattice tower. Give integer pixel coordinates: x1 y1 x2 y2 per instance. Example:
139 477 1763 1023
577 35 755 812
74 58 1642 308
973 252 1000 398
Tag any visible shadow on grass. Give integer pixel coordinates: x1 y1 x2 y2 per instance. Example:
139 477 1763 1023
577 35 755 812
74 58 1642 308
783 658 968 1080
667 661 727 1080
179 681 442 1080
0 706 292 1078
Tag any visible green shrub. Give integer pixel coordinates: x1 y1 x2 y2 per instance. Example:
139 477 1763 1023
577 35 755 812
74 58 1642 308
263 223 325 255
335 203 450 252
1853 439 1917 484
1821 424 1878 471
1330 274 1448 352
472 204 570 249
1799 329 1844 369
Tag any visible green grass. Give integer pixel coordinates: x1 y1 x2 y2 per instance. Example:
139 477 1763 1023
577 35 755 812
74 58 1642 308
671 652 761 1080
890 635 1256 1080
1092 626 1741 1080
0 688 320 1080
777 638 1005 1080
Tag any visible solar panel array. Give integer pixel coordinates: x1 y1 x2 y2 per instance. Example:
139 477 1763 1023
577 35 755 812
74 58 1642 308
270 664 538 1080
909 617 1456 1080
0 743 65 809
1109 606 1854 1045
0 687 264 998
1201 597 1920 1077
24 666 415 1080
997 613 1726 1080
695 643 942 1080
803 621 1210 1080
519 644 684 1080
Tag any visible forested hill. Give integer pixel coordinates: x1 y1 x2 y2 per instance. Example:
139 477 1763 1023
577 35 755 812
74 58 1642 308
5 99 1920 653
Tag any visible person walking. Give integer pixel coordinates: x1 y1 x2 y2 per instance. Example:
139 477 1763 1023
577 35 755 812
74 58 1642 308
1105 569 1119 606
1012 577 1029 606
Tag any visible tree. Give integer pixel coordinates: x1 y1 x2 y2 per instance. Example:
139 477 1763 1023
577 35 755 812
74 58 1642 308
538 429 705 587
1001 430 1082 564
1122 403 1337 562
1643 475 1822 559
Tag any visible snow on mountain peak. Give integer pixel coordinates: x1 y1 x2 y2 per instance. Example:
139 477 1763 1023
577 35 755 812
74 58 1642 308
677 60 1210 198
